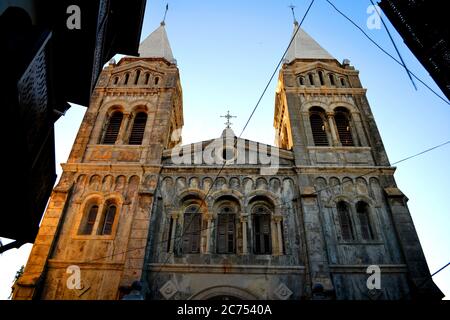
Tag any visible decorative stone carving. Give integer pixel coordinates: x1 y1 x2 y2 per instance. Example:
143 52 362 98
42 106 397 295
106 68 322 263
274 283 293 300
159 280 178 300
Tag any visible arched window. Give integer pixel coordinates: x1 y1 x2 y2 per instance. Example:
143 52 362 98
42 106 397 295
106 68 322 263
128 112 147 145
309 107 329 146
124 73 130 85
252 205 272 254
318 71 325 86
99 203 117 235
308 73 315 86
78 204 99 235
102 111 123 144
134 70 141 85
182 205 201 253
329 73 335 86
154 77 159 85
334 107 354 146
144 73 150 85
299 76 305 85
217 205 236 253
356 201 374 240
340 78 346 87
113 76 119 85
337 201 354 241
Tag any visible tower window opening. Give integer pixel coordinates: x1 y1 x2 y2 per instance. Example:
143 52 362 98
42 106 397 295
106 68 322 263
309 108 329 146
329 73 335 86
299 76 305 85
78 204 99 235
334 108 354 146
357 201 374 240
134 70 141 85
124 73 130 85
337 201 354 241
144 73 150 85
308 73 315 86
113 77 119 85
102 111 123 144
99 204 117 235
319 71 325 86
155 77 159 85
128 112 147 145
340 78 346 87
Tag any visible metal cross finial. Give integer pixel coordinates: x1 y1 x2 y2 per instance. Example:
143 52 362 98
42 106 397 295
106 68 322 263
161 3 169 25
289 4 298 24
220 110 236 129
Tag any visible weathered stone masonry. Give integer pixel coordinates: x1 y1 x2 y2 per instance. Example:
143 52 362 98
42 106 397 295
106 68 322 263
13 22 442 300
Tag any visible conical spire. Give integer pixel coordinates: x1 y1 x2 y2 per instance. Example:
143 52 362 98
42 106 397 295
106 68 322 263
138 22 176 64
284 22 335 63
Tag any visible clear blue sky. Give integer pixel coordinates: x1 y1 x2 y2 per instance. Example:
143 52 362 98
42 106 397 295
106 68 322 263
1 0 448 299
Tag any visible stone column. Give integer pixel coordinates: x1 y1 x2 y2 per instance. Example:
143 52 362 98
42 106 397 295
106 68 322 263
169 212 179 253
117 112 132 144
240 214 249 255
205 214 213 253
274 215 284 255
326 112 340 146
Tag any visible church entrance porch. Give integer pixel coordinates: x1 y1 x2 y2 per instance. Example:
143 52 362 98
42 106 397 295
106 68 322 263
145 265 305 300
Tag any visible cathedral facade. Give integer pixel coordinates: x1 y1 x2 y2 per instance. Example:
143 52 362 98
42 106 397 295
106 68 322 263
13 21 442 300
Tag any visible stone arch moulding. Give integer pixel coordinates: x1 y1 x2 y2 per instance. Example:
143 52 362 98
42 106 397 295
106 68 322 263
352 195 380 208
103 191 125 206
245 190 282 215
102 100 128 115
329 101 360 115
189 286 259 300
176 188 208 207
209 189 245 211
326 194 353 208
300 100 330 113
130 100 152 111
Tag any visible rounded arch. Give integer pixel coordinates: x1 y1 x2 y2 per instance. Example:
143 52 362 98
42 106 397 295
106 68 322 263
334 106 352 114
89 174 101 190
210 189 244 211
123 72 130 85
189 286 259 300
103 191 125 206
101 174 114 192
177 188 208 209
308 105 327 114
300 100 331 113
129 100 152 111
352 195 376 207
130 104 148 114
80 192 104 207
245 190 281 215
329 101 360 114
327 195 352 208
213 194 241 208
76 192 103 236
114 175 127 192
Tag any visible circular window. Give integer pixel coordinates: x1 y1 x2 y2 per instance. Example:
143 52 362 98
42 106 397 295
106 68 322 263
218 147 237 163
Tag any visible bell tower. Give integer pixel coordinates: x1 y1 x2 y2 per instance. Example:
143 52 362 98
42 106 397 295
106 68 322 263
274 21 388 167
13 22 183 300
274 22 443 299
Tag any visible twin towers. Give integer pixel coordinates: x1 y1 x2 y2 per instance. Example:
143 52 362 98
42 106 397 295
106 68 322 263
13 18 442 300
